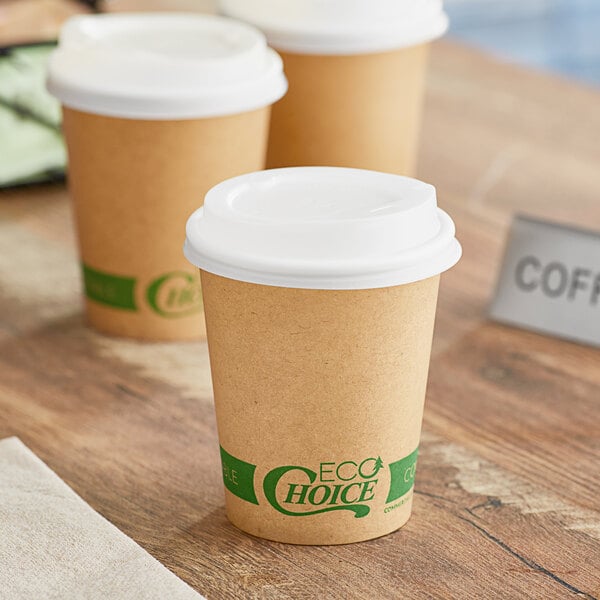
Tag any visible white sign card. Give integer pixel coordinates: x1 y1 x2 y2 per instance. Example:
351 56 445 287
489 215 600 348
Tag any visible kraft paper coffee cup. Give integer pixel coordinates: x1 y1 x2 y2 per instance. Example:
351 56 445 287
47 14 287 340
219 0 448 176
185 167 461 544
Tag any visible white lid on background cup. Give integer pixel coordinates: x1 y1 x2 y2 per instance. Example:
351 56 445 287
47 13 287 120
184 167 461 290
218 0 449 55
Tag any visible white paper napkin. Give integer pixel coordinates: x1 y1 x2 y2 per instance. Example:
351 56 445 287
0 437 205 600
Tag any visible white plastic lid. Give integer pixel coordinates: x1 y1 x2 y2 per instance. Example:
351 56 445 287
218 0 449 55
47 13 287 120
184 167 461 290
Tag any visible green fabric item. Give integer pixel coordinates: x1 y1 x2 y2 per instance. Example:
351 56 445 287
0 43 66 188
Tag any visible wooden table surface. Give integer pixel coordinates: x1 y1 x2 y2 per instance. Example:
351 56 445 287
1 42 599 599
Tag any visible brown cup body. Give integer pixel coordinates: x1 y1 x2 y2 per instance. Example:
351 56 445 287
62 106 270 340
266 44 429 176
201 270 440 544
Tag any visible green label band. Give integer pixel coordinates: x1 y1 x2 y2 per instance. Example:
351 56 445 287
220 446 419 518
386 447 419 503
83 265 137 311
146 271 202 318
82 265 202 317
220 446 259 505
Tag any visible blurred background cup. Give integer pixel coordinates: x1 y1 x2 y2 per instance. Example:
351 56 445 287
185 167 461 544
219 0 448 176
47 13 286 340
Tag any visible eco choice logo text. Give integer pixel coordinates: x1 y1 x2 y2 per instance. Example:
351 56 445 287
264 457 384 518
146 271 202 317
220 447 419 518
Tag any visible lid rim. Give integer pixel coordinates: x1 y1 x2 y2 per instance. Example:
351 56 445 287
47 71 288 120
258 15 448 55
184 238 462 290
